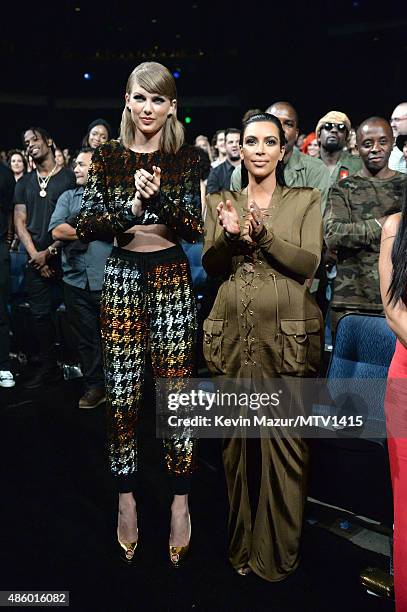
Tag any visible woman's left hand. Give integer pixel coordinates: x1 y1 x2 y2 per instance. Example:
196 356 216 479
248 200 265 237
134 166 161 200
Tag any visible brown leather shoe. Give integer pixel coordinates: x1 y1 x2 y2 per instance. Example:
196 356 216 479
78 387 106 409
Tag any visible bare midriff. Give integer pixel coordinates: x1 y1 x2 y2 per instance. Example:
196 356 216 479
114 224 177 252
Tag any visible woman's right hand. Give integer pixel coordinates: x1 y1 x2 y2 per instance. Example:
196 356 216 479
217 200 240 236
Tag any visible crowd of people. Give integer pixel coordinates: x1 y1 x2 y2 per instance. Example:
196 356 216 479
1 60 407 607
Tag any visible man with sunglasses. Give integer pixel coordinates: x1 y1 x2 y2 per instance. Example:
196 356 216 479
324 116 407 334
314 111 362 322
389 102 407 174
316 111 362 186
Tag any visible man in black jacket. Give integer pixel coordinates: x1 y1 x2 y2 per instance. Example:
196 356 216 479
0 162 16 387
207 128 241 194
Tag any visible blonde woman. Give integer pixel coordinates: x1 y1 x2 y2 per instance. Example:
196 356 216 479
77 62 202 566
194 134 213 162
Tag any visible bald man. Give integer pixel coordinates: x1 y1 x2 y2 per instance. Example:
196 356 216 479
230 101 330 212
389 102 407 173
324 116 407 332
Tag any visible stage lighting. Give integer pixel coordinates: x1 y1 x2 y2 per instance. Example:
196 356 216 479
83 73 92 80
184 116 192 124
173 71 181 79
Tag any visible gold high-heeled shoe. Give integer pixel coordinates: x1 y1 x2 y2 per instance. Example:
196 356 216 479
117 529 138 564
169 514 191 568
236 566 252 577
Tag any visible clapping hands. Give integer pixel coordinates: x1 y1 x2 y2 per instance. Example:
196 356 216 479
132 165 161 217
216 199 265 241
248 200 265 238
217 200 240 236
134 166 161 200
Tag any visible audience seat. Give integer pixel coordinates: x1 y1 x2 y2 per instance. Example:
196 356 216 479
309 313 396 525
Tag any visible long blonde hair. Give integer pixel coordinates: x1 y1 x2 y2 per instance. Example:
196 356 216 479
120 62 185 154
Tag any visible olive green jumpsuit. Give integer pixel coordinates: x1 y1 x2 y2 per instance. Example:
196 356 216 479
203 185 323 581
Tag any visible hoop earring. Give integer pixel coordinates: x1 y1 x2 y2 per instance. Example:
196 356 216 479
127 107 131 112
167 113 172 118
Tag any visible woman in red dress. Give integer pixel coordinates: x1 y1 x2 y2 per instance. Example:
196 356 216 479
379 202 407 611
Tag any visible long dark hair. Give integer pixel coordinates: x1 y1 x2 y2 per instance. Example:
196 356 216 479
388 186 407 306
240 113 286 190
82 118 112 148
7 149 28 173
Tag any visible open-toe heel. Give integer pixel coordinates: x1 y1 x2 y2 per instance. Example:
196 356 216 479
117 529 138 564
236 566 251 576
169 514 191 568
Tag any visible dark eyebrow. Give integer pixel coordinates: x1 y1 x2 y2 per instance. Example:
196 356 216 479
244 134 278 139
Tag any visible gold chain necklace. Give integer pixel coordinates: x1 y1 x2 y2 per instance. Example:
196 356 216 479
36 163 58 198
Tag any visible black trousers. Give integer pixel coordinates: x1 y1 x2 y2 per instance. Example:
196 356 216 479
63 282 104 389
25 264 63 364
0 240 11 370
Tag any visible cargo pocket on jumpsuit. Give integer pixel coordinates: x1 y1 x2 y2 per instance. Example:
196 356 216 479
279 318 322 376
203 318 226 375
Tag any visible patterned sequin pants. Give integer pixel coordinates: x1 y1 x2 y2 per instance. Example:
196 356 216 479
101 245 197 493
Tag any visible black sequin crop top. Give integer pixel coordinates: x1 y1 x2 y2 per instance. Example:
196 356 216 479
77 140 203 244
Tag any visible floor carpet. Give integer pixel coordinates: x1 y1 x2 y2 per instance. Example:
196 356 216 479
0 375 394 612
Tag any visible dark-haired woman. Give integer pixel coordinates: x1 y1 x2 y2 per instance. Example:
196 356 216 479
379 207 407 611
54 148 66 169
82 118 111 149
77 62 202 565
203 113 323 581
7 150 28 252
8 150 27 182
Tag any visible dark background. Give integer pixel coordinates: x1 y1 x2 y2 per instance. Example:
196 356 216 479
1 0 406 150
